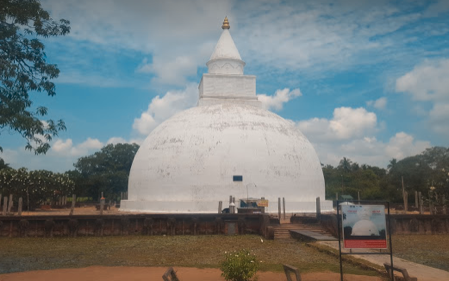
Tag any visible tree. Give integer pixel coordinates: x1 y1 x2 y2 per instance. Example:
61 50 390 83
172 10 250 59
387 158 397 171
338 157 353 172
0 157 10 170
0 0 70 154
0 167 75 210
73 143 140 200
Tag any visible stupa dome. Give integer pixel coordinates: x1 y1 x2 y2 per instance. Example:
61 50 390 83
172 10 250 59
121 18 331 213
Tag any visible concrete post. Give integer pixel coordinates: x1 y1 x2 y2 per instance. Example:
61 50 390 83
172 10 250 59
415 191 418 208
218 201 222 214
18 197 23 216
418 192 423 214
278 197 281 219
282 197 286 220
100 198 105 215
2 197 7 215
357 191 360 202
316 197 321 218
7 194 13 214
336 192 338 200
70 194 76 215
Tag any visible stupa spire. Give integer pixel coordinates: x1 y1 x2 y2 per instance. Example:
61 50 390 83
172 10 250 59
222 16 230 29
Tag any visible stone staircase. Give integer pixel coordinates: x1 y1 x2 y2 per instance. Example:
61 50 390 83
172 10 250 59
273 221 331 240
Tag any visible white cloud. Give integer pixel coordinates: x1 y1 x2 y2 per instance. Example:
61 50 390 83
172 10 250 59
257 88 301 111
106 137 127 145
107 137 144 146
396 58 449 136
137 56 198 86
53 139 73 153
296 105 431 167
385 132 431 160
41 0 433 86
313 132 430 168
367 97 387 110
298 107 377 142
43 0 231 86
133 83 199 135
396 59 449 102
52 137 103 157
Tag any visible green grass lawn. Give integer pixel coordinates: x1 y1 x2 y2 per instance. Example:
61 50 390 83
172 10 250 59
0 235 380 277
392 235 449 271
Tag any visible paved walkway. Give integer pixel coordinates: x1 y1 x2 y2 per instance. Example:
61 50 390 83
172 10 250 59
318 241 449 281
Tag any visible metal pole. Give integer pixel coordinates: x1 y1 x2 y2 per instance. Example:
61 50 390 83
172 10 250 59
387 202 394 281
337 200 343 281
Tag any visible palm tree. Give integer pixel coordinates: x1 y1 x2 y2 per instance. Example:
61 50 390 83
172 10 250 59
387 158 397 171
338 157 353 172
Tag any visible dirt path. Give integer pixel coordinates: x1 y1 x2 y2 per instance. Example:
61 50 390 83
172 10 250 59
0 266 382 281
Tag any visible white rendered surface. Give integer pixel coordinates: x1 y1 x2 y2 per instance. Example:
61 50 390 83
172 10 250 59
122 103 330 213
121 20 332 213
210 29 242 61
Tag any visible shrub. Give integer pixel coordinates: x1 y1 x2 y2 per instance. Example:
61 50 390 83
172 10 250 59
220 249 259 281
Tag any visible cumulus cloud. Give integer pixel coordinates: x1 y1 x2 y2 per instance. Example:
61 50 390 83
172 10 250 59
396 59 449 102
257 88 302 111
366 97 387 110
52 137 103 157
385 132 431 159
107 137 143 146
295 106 431 166
396 58 449 136
298 107 377 142
133 83 199 135
313 132 430 167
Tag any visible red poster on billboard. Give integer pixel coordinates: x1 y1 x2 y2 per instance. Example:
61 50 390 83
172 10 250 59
341 204 387 249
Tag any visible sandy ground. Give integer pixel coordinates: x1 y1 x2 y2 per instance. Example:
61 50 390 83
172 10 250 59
0 266 382 281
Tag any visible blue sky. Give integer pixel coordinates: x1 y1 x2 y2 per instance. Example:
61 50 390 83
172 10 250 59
2 0 449 172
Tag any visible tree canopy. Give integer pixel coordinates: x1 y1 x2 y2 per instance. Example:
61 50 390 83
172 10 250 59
0 0 70 154
324 146 449 206
72 143 140 200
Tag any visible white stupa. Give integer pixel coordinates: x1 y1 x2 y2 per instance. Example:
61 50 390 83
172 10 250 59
121 17 332 213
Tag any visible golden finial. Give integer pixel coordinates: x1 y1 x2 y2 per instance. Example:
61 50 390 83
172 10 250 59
222 16 230 29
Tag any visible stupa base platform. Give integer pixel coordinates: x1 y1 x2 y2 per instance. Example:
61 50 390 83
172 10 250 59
119 199 333 213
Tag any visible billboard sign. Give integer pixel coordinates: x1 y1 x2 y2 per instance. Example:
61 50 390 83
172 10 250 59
257 200 269 207
341 204 387 249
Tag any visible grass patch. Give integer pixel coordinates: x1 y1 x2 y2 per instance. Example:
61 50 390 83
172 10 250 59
0 235 380 277
392 234 449 271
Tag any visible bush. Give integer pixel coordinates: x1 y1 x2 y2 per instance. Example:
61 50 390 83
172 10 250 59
220 249 259 281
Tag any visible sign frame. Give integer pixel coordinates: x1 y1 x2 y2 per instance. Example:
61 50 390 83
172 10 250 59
336 200 394 281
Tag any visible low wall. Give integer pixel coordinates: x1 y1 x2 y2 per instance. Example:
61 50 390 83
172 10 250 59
0 213 274 238
318 214 449 236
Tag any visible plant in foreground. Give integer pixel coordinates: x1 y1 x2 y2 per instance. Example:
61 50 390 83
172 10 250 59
220 249 259 281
